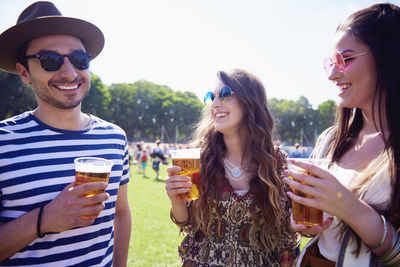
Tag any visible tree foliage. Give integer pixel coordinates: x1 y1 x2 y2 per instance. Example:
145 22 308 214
0 69 335 145
82 73 111 120
105 80 203 142
0 71 37 119
269 96 336 145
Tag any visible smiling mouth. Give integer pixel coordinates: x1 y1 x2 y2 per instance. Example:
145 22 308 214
337 83 351 95
215 112 228 119
55 84 79 90
338 84 350 90
50 78 84 91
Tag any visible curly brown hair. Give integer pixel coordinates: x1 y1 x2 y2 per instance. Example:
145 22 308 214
189 69 286 251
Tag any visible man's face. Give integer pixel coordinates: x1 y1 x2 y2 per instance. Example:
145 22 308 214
19 34 91 110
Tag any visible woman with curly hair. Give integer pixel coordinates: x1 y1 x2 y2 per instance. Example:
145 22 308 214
165 69 299 266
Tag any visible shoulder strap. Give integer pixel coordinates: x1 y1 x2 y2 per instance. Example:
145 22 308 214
336 228 351 267
337 229 378 267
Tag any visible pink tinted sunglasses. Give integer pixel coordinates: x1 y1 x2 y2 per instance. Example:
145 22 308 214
324 50 368 74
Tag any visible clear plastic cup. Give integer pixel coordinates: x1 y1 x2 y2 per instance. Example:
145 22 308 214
171 148 201 201
288 158 329 227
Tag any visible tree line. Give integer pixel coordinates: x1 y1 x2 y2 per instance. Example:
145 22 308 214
0 70 335 145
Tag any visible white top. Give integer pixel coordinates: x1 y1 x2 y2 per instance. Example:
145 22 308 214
318 162 391 261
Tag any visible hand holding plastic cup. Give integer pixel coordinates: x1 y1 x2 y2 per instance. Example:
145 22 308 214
170 148 201 201
74 157 114 219
288 158 329 227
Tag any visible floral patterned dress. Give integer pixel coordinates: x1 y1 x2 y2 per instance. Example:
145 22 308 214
174 150 299 267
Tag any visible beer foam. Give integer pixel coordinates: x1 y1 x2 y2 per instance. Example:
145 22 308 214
170 148 200 159
74 157 114 173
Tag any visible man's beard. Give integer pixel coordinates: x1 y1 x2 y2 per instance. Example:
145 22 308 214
31 77 90 109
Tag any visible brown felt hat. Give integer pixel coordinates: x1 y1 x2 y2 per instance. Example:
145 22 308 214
0 1 104 74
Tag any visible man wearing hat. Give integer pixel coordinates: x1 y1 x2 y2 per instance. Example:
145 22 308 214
0 2 131 266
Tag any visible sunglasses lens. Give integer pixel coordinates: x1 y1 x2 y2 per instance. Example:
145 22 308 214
40 53 63 71
219 86 233 102
335 52 345 71
36 52 91 71
203 86 233 105
68 52 91 70
204 91 214 105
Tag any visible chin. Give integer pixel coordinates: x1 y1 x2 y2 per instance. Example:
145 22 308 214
216 124 238 136
214 126 224 133
336 98 352 109
214 124 227 133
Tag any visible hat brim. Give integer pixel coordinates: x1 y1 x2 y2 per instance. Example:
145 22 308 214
0 16 104 73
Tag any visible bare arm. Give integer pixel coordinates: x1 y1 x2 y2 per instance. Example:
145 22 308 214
0 207 40 261
112 183 131 267
338 198 393 256
0 182 109 262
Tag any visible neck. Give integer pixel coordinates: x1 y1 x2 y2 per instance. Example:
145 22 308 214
361 109 388 138
223 133 245 166
351 109 388 152
33 105 90 131
360 100 388 133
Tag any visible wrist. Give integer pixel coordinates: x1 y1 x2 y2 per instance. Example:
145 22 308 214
37 204 51 236
37 205 46 238
170 208 190 226
170 200 190 225
170 198 186 207
366 215 388 251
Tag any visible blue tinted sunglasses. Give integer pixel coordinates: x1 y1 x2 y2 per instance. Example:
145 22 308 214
204 86 234 105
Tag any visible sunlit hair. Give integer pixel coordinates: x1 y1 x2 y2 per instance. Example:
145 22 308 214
189 69 287 251
326 3 400 254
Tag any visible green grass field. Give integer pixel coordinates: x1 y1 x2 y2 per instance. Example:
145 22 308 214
127 160 310 266
127 161 182 266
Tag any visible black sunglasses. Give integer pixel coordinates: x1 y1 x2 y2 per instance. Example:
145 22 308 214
24 51 92 72
204 86 234 105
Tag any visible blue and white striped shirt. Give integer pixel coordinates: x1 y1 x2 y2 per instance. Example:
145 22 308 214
0 111 130 266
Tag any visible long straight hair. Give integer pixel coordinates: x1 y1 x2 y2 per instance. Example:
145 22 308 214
190 69 288 251
326 3 400 253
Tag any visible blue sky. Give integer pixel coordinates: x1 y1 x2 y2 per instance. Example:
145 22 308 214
1 0 397 107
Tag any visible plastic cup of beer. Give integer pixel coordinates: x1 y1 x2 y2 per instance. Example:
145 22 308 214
74 157 114 219
288 158 329 227
171 148 201 201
